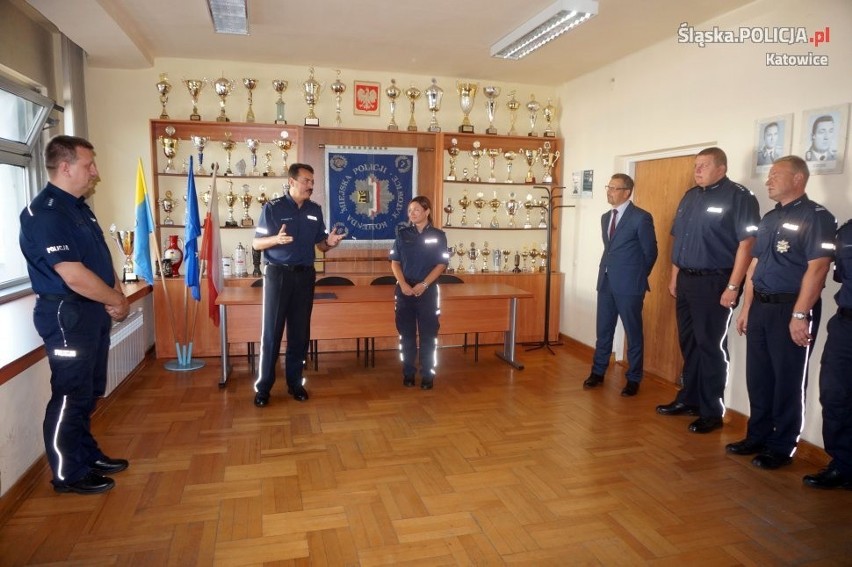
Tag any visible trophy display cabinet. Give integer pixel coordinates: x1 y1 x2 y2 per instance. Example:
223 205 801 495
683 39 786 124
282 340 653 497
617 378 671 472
148 119 563 358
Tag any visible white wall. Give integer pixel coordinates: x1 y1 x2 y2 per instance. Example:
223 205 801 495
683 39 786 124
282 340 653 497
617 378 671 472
556 0 851 447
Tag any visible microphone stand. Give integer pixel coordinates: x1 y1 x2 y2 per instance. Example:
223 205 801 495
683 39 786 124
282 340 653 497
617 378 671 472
525 185 574 354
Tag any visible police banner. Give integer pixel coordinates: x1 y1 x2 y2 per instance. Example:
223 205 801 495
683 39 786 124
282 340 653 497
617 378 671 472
325 146 417 248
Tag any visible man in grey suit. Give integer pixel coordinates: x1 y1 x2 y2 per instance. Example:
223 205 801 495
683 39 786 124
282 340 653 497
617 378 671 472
584 174 658 396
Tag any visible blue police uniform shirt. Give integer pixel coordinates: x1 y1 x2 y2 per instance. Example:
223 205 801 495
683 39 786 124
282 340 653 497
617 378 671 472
390 223 449 282
671 177 760 270
751 195 836 294
19 182 115 295
832 220 852 309
255 193 328 266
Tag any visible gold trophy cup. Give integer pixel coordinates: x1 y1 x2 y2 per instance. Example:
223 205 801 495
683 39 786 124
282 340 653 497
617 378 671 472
385 79 402 131
424 78 443 133
156 73 172 119
483 85 501 135
159 125 179 173
272 79 288 124
456 81 478 133
243 78 257 123
302 66 323 127
405 84 421 132
183 78 207 121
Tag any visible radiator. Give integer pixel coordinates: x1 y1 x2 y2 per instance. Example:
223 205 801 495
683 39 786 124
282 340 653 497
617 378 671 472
106 309 146 396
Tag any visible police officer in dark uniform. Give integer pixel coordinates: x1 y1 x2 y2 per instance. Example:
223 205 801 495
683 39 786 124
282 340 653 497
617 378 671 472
656 147 761 434
804 220 852 488
390 196 449 389
730 156 835 469
252 163 344 407
19 135 131 494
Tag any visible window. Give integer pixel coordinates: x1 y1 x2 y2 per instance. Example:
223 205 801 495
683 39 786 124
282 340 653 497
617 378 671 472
0 73 54 298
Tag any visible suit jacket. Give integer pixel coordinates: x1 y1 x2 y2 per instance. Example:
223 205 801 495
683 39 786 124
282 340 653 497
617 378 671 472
597 201 658 295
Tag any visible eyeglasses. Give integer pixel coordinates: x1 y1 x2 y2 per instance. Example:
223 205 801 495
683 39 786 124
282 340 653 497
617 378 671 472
605 185 628 191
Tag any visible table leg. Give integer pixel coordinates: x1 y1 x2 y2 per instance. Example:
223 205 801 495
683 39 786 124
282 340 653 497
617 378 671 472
496 297 524 370
219 304 230 387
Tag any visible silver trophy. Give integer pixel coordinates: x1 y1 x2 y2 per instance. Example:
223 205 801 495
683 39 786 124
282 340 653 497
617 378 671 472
443 198 454 227
489 192 502 228
543 98 557 138
483 85 501 135
424 78 443 133
540 141 561 183
503 150 517 183
190 135 209 175
526 94 540 137
302 66 323 127
456 81 477 133
330 69 346 127
466 242 480 274
213 77 235 122
159 190 177 225
109 225 137 282
481 242 491 273
485 147 502 183
272 79 288 124
506 90 521 136
245 138 261 176
243 78 257 123
505 192 520 228
469 140 484 182
386 79 402 131
221 132 236 176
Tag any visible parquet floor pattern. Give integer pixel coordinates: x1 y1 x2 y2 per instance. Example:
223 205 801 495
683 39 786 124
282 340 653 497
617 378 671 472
2 344 851 566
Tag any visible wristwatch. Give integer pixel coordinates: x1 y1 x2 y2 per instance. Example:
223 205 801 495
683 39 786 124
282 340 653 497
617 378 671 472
791 311 808 320
726 284 739 291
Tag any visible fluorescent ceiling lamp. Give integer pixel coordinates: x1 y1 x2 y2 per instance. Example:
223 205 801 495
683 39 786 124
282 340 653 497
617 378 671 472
206 0 248 35
491 0 598 60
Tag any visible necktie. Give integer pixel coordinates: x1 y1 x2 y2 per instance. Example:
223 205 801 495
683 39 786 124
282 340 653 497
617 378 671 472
609 209 618 240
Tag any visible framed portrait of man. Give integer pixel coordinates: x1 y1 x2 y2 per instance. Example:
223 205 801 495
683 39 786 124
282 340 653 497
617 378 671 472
799 103 849 175
752 114 792 176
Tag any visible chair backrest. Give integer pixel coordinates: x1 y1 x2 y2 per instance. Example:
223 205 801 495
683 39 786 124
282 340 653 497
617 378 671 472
315 276 355 286
370 275 397 286
437 274 464 284
250 279 263 287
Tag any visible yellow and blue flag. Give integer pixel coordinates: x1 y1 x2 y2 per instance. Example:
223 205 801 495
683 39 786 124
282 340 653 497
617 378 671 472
132 158 155 285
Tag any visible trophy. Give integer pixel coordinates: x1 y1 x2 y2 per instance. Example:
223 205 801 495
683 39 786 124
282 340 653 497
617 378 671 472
424 78 443 132
523 194 534 229
543 98 557 138
503 150 516 183
156 73 172 119
159 126 179 173
505 192 519 228
183 78 207 121
263 150 274 176
109 225 137 282
446 246 456 273
257 189 269 209
513 250 522 273
526 94 540 137
521 147 542 183
245 138 261 176
272 79 288 124
540 141 561 183
224 181 239 227
405 84 421 132
456 81 478 133
443 198 454 227
485 147 502 183
458 190 470 226
302 66 323 127
482 85 501 135
521 246 530 271
469 140 483 182
243 78 257 122
538 196 548 228
213 77 235 122
538 244 548 272
221 132 236 176
506 90 521 136
481 242 491 272
190 135 209 175
455 243 466 273
489 191 502 228
446 137 460 180
502 248 511 272
492 248 502 272
330 69 346 127
467 242 480 274
159 190 176 225
274 131 292 175
240 184 254 226
472 192 486 228
528 246 540 273
385 78 401 131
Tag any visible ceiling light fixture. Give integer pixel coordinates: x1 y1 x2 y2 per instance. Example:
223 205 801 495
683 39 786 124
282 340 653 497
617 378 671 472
206 0 248 35
490 0 598 60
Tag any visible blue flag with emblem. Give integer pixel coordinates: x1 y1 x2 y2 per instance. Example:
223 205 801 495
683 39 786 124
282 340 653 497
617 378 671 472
184 156 201 301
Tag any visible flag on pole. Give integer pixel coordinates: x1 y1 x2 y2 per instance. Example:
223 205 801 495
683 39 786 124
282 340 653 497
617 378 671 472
132 158 155 285
201 167 224 325
185 156 202 301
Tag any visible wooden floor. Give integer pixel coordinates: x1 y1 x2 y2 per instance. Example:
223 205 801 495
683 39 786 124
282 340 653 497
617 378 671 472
1 343 851 566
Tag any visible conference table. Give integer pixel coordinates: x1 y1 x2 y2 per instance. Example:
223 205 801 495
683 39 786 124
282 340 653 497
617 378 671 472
215 283 533 386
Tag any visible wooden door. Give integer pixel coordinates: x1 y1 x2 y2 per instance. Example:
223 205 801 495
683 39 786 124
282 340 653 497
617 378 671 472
631 155 695 384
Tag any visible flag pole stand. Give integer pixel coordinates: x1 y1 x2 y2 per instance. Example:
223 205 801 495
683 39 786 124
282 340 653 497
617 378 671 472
164 342 205 371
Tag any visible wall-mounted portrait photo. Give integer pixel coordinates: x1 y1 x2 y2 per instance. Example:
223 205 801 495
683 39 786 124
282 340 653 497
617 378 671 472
799 103 849 175
752 114 792 176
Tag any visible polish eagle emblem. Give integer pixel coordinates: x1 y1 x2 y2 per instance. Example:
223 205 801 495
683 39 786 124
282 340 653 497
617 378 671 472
356 86 378 111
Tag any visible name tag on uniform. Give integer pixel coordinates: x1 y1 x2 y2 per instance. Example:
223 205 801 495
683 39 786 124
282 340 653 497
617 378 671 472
307 215 318 221
706 206 723 214
782 223 800 231
424 237 438 244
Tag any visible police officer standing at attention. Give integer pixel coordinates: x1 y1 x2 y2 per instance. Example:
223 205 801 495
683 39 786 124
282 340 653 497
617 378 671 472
390 196 449 389
731 156 835 469
19 135 131 494
804 219 852 488
657 147 761 433
252 163 344 407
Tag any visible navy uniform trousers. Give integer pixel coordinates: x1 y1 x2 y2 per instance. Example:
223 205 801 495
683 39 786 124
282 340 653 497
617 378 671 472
33 297 111 487
395 284 440 380
819 309 852 475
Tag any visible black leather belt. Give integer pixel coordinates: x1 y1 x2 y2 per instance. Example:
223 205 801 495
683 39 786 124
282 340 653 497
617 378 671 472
267 263 314 273
755 292 798 304
680 268 732 276
838 307 852 320
37 292 94 303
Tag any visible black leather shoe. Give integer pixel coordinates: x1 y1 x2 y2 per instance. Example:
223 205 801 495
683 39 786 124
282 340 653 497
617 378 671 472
583 373 604 389
287 385 309 401
803 468 852 489
403 376 415 387
621 381 639 397
656 400 700 416
752 451 792 470
91 457 129 475
725 438 764 456
688 416 723 433
254 394 269 407
421 379 434 390
54 471 115 495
